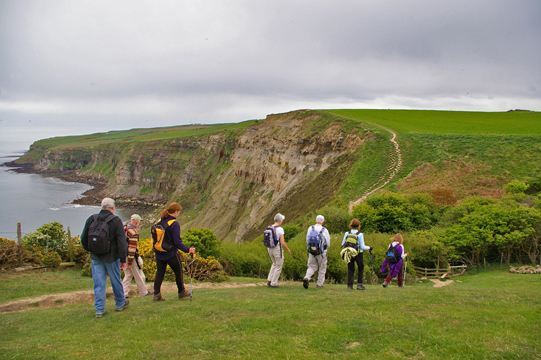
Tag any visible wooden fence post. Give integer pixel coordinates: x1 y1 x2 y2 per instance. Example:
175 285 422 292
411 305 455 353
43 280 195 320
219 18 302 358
17 222 22 267
67 226 73 263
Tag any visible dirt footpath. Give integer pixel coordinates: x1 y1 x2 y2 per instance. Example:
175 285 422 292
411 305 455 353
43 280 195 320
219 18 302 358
0 281 272 314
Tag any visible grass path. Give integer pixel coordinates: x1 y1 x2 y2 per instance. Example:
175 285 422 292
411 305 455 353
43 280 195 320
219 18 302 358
348 128 402 212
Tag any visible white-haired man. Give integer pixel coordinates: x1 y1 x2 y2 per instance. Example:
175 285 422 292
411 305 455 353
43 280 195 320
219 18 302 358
81 197 128 318
266 213 291 288
122 214 153 298
302 215 331 289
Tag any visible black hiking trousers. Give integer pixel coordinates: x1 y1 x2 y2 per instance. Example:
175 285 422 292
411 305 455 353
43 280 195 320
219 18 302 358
154 252 185 294
347 252 365 287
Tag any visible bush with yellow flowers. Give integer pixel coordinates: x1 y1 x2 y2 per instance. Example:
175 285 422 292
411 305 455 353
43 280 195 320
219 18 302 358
139 238 229 283
0 237 42 270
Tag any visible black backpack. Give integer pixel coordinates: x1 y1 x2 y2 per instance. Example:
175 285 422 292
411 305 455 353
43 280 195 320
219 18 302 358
87 213 117 255
386 243 400 264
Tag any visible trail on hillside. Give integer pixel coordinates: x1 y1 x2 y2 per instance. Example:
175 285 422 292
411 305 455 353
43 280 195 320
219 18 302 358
348 129 402 212
0 281 275 314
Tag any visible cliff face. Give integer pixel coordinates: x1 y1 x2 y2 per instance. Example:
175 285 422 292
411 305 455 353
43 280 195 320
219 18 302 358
18 110 368 242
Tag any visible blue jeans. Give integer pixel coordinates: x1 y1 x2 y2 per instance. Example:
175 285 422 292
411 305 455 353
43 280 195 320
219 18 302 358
91 258 126 314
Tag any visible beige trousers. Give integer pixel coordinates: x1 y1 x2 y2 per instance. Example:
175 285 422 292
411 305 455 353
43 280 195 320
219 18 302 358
267 245 284 286
122 257 149 296
304 253 328 287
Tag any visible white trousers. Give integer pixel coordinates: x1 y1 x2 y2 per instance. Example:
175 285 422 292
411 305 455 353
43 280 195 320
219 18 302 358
267 245 284 286
122 257 149 296
304 253 328 287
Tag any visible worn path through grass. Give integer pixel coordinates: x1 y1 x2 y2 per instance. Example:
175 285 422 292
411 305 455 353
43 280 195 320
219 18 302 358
1 269 540 359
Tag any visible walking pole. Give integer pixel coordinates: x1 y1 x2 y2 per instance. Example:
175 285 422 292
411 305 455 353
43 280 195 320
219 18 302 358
370 249 376 284
404 255 408 286
190 253 194 302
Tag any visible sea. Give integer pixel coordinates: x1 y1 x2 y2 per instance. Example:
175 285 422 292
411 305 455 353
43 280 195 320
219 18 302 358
0 150 132 239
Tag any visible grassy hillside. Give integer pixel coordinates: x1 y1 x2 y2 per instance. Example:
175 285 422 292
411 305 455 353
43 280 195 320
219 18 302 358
1 268 539 359
325 109 541 200
325 109 541 135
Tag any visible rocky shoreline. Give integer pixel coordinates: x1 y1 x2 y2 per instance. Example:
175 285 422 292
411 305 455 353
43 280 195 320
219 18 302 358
3 161 164 213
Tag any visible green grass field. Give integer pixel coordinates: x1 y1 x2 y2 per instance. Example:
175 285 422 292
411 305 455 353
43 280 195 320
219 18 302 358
325 109 541 135
1 268 540 359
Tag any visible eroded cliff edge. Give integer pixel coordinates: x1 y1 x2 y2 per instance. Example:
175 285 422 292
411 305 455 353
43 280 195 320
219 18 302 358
13 110 372 242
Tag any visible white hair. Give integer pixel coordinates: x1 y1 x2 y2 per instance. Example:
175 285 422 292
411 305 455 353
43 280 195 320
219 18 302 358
101 197 115 210
274 213 285 223
316 215 325 223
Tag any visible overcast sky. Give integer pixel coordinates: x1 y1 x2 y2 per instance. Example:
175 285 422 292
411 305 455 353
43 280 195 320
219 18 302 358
1 0 540 152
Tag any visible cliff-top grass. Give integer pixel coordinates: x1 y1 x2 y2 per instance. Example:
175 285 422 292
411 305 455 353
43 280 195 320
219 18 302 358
325 109 541 135
1 267 539 359
32 120 257 149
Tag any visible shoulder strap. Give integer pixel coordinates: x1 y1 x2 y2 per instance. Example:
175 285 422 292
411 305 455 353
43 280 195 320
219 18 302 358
104 213 117 223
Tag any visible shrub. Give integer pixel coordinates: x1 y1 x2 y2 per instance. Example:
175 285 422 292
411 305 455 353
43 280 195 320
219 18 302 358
0 238 41 270
319 205 350 234
282 223 300 242
22 222 69 260
182 228 221 258
505 180 529 194
42 251 62 268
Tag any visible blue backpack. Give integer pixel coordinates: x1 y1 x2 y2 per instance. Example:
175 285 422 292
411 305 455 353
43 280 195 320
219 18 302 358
307 226 326 256
386 243 401 264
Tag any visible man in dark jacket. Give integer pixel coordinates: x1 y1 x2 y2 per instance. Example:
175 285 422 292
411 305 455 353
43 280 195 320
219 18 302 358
81 197 128 318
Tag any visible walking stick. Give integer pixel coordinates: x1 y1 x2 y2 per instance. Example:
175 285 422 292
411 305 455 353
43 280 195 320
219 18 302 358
190 253 194 301
370 250 377 284
404 255 408 286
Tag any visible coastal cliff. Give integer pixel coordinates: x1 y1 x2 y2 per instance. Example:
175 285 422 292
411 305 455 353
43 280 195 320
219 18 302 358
14 110 373 242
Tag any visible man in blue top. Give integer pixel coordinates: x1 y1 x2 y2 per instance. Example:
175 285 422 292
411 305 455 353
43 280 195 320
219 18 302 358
302 215 331 289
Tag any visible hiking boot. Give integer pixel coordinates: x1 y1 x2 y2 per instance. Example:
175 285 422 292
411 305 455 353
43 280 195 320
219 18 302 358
303 278 309 289
143 291 154 296
382 281 389 288
398 284 404 288
115 299 129 312
316 285 324 289
347 285 353 290
357 284 367 290
267 281 271 287
178 289 192 299
269 284 281 288
95 312 105 318
153 293 165 302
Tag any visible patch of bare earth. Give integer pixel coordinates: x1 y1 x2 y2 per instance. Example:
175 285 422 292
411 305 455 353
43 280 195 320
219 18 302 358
0 281 278 314
430 279 454 288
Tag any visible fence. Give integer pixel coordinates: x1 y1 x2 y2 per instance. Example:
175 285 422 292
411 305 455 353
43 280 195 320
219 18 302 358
413 265 468 278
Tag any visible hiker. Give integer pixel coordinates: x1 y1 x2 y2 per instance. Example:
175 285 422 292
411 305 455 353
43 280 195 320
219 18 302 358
381 233 408 288
341 219 372 290
152 203 195 301
122 214 153 298
265 213 291 288
302 215 331 289
81 197 128 318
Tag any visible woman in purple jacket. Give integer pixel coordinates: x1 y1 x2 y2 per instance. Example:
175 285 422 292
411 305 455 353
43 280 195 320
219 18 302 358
153 203 195 301
381 233 408 288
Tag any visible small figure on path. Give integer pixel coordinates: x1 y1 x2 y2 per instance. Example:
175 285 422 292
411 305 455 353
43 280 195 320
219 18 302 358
122 214 153 298
152 203 195 301
341 219 372 290
81 197 128 318
302 215 331 289
264 213 290 288
381 233 408 288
